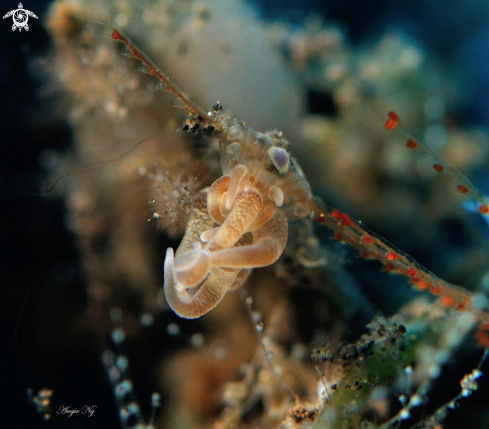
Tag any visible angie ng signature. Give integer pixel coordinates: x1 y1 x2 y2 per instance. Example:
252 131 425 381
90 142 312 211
57 405 97 417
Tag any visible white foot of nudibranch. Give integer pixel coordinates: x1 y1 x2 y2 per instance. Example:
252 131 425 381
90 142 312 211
164 247 237 319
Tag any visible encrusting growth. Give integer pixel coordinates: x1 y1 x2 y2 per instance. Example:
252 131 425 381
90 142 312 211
111 24 489 340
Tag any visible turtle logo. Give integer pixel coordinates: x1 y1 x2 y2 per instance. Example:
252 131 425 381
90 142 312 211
3 3 37 32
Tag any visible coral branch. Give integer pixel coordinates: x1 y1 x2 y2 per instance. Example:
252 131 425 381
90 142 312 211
109 24 224 133
384 111 489 214
310 201 489 330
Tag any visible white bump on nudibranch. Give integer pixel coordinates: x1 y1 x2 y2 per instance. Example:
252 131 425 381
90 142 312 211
268 186 284 207
228 124 244 140
226 142 241 156
268 147 289 174
294 202 310 218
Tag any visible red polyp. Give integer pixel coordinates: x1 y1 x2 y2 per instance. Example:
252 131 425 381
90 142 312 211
363 235 373 244
478 204 489 214
339 213 353 227
111 28 122 40
433 163 444 172
385 111 400 129
457 184 469 194
386 251 397 261
441 296 455 307
407 268 417 277
315 213 325 223
476 330 489 348
360 249 370 258
334 232 343 241
456 302 466 311
384 263 394 272
431 286 442 295
480 322 489 331
417 281 429 290
406 139 418 149
332 209 340 219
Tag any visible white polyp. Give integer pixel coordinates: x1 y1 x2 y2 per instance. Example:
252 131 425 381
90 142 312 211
317 380 330 402
120 45 133 57
226 164 249 210
137 63 150 73
116 356 129 371
151 392 161 408
116 380 133 397
126 402 140 415
255 322 264 333
111 328 125 344
268 185 284 207
245 296 253 308
173 97 186 109
473 369 483 379
109 367 121 383
410 395 422 406
155 81 169 92
400 409 410 420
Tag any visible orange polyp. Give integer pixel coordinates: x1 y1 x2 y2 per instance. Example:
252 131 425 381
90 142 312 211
416 281 430 290
385 111 400 129
406 139 418 149
478 204 489 214
363 235 373 244
441 296 455 307
431 286 442 295
360 249 370 258
386 251 397 260
331 209 353 226
457 184 469 194
334 232 343 241
456 302 466 311
480 322 489 331
407 268 417 277
339 213 353 226
111 28 123 40
433 163 444 172
476 330 489 348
